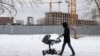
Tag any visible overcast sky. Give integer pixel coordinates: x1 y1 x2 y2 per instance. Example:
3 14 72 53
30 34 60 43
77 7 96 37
0 0 96 24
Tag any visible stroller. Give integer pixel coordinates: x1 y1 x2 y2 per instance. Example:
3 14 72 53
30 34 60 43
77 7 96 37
42 34 61 56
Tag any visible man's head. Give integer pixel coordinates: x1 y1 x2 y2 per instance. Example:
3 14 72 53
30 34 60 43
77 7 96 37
62 22 68 28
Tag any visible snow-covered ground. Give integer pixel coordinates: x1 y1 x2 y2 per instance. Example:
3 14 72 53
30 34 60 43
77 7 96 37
0 34 100 56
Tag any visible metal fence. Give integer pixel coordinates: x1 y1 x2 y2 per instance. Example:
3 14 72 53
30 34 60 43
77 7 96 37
0 25 100 35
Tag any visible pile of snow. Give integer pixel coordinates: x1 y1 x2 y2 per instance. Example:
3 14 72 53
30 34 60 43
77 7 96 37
0 34 100 56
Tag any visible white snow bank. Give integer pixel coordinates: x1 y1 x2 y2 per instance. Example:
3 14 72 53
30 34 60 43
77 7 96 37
0 34 99 56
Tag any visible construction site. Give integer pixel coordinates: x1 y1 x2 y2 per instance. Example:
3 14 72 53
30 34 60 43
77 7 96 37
0 0 100 35
36 0 100 26
0 0 100 56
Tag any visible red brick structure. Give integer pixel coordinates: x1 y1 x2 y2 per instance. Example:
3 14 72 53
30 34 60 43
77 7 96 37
0 17 14 25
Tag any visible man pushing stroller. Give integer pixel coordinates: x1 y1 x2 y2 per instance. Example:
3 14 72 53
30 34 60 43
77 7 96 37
42 22 76 56
57 22 76 56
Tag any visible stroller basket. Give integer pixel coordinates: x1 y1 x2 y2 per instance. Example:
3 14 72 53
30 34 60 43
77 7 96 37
42 34 61 56
42 34 61 45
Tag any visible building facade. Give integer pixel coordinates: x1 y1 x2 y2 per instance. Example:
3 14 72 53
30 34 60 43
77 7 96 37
0 17 13 25
16 20 24 25
76 20 98 26
45 12 99 26
27 17 34 25
45 12 78 25
45 12 69 25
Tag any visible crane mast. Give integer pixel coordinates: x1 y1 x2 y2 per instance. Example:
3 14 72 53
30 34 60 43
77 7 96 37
40 0 62 12
68 0 76 26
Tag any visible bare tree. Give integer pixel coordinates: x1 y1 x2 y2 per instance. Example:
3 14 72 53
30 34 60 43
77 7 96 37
0 0 16 16
94 0 100 14
0 0 40 17
78 0 100 19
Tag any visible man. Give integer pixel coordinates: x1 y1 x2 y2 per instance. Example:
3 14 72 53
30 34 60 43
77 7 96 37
57 22 76 56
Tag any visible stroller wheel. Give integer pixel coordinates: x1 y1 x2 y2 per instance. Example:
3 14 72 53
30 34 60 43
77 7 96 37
42 50 46 56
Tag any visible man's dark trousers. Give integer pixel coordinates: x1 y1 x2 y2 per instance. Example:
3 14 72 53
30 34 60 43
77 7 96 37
60 42 75 55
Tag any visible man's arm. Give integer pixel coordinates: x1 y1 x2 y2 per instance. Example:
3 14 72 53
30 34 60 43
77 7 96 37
57 34 63 39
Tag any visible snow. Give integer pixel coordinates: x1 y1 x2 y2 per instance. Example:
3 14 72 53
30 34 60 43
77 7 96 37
0 34 100 56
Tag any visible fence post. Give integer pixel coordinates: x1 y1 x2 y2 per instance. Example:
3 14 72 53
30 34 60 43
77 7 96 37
11 25 13 34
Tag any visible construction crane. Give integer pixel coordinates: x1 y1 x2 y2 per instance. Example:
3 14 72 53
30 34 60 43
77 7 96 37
40 0 62 12
66 0 77 38
21 0 62 12
66 0 76 26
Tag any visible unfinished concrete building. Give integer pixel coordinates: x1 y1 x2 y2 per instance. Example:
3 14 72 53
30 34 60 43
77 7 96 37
45 12 78 25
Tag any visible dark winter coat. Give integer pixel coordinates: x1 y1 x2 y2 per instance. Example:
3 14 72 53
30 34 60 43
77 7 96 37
62 22 70 43
63 27 70 43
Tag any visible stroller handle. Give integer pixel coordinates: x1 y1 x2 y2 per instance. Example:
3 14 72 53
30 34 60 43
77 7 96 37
55 38 61 43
